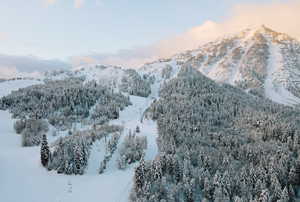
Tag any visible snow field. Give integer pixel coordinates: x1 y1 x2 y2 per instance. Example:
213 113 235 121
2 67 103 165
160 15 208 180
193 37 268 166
0 78 160 202
264 44 300 106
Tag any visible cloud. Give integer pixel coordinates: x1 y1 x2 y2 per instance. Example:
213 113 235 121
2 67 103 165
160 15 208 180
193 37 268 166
0 54 70 79
71 0 300 68
70 48 157 68
45 0 57 6
0 66 19 79
0 66 41 79
74 0 84 8
0 32 8 40
95 0 103 7
45 0 85 8
220 0 300 40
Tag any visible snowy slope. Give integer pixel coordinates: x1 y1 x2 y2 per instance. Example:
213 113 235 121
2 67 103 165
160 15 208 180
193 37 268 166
265 44 300 106
0 79 41 97
44 25 300 107
141 25 300 106
0 78 160 202
2 25 300 202
46 65 125 87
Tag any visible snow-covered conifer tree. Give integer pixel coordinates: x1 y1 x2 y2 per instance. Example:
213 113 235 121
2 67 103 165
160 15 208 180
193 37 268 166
40 134 50 167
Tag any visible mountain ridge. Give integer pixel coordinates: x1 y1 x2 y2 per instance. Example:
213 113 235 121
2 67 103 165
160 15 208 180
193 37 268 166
13 25 300 106
1 25 300 202
141 25 300 106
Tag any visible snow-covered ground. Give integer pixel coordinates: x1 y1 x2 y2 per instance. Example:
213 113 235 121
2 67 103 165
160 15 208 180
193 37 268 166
0 79 160 202
0 79 41 97
264 44 300 106
47 65 125 88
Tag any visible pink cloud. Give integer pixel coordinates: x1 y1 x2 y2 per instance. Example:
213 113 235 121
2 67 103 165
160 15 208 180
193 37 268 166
45 0 57 6
0 66 41 79
71 0 300 68
74 0 84 8
45 0 85 8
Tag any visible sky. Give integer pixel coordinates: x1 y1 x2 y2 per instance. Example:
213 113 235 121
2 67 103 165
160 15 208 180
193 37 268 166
0 0 299 77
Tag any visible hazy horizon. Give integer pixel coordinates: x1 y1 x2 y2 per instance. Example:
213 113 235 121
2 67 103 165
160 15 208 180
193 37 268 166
0 0 299 78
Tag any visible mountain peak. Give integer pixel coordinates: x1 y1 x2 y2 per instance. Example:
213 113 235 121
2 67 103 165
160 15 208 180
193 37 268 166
255 24 274 33
237 24 294 43
242 24 277 37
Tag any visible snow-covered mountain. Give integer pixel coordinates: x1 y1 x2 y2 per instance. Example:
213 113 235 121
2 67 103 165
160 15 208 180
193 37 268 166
0 76 159 202
142 25 300 106
45 65 125 85
43 26 300 106
2 26 300 202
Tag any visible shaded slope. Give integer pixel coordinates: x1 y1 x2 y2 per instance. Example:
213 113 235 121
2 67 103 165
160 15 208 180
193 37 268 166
131 66 300 202
141 25 300 106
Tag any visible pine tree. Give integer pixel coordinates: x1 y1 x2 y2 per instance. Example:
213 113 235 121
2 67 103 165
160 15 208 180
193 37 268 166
74 144 84 175
40 134 50 167
278 187 289 202
117 155 127 169
288 184 295 199
134 162 145 195
99 160 106 174
203 177 212 199
140 157 146 175
270 174 282 200
288 166 297 185
254 179 263 196
213 186 230 202
233 196 244 202
293 158 300 186
202 198 210 202
136 125 140 133
153 160 162 180
174 160 182 183
259 189 270 202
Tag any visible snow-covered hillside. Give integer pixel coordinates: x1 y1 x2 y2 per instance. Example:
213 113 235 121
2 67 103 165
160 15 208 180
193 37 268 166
44 26 300 106
45 65 125 87
0 78 160 202
265 44 300 106
0 79 41 97
141 25 300 106
2 25 300 202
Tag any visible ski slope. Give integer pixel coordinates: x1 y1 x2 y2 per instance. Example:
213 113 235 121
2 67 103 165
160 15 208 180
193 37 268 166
265 44 300 106
0 79 160 202
0 79 41 97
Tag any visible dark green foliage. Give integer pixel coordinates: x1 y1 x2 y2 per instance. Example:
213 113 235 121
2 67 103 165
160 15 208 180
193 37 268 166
117 132 147 169
48 124 123 175
161 65 173 79
120 69 151 97
40 134 50 167
131 66 300 202
14 119 26 134
99 132 122 174
99 133 121 174
0 78 131 128
21 119 49 147
90 92 131 124
48 133 90 175
135 126 140 133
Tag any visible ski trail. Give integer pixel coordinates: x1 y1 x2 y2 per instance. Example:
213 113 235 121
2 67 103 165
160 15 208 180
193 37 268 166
85 139 106 175
265 44 300 106
0 78 160 202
